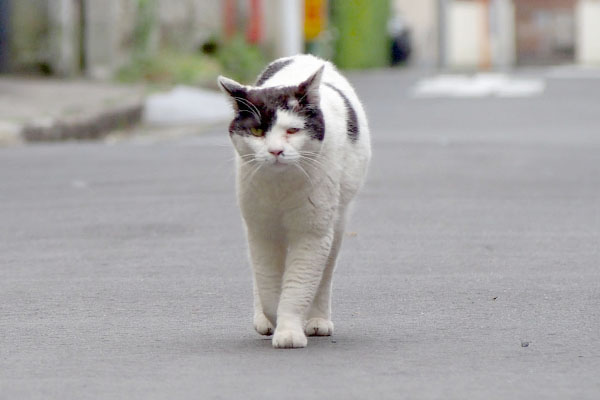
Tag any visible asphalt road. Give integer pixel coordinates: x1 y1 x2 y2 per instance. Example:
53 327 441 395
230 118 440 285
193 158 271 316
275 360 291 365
1 68 599 399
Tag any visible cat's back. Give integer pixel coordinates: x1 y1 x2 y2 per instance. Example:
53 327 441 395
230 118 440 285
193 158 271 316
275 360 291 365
257 55 358 104
256 54 329 86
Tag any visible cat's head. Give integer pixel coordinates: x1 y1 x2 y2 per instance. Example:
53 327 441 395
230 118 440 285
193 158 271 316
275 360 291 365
218 67 324 168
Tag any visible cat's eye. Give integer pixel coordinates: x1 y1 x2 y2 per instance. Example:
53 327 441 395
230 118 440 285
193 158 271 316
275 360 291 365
286 128 300 134
250 127 264 137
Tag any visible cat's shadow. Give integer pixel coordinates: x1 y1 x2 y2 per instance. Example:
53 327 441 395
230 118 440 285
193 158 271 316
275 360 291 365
166 330 378 356
230 334 371 354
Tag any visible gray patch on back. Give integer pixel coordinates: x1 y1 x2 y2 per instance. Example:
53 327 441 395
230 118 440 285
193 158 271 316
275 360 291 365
324 83 359 142
255 59 294 86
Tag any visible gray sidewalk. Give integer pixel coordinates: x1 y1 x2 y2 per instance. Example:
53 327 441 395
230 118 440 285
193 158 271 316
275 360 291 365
0 77 145 144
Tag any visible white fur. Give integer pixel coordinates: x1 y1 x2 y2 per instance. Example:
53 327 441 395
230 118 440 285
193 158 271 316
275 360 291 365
222 55 371 348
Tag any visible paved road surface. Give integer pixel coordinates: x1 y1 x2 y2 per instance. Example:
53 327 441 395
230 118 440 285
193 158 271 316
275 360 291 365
1 69 599 399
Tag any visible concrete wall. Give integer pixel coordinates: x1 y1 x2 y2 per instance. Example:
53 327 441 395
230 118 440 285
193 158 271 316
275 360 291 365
85 0 136 79
157 0 220 51
9 0 49 72
576 0 600 65
9 0 223 78
47 0 81 76
7 0 304 77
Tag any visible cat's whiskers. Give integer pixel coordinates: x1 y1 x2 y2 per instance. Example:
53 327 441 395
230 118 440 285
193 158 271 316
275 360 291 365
298 150 326 159
246 163 264 185
239 160 258 169
295 90 310 106
298 152 328 171
233 96 259 116
228 153 257 169
300 159 330 179
233 97 261 122
294 163 314 188
299 155 339 185
237 153 257 161
238 109 260 121
238 157 259 170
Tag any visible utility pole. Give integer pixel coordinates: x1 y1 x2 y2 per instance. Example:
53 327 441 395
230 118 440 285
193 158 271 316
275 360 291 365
437 0 448 69
264 0 302 57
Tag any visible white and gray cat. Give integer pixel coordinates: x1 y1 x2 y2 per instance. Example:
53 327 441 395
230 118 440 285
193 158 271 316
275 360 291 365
218 54 371 348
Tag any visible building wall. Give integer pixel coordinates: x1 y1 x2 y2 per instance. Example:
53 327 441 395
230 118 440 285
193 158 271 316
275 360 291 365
9 0 49 73
446 0 487 68
8 0 223 78
514 0 577 65
157 0 220 52
393 0 439 67
576 0 600 64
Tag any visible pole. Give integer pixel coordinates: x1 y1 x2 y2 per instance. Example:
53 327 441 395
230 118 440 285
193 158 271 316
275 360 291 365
223 0 236 39
278 0 302 57
247 0 262 44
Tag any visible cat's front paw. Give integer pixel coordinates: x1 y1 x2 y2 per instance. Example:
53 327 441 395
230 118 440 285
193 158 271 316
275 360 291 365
254 313 274 336
272 328 307 349
305 318 334 336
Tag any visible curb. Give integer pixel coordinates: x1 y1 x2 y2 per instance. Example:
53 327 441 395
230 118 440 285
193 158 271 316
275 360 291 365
21 102 143 142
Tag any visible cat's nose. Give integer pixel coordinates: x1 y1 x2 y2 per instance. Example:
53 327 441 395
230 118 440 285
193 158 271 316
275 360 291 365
269 149 283 157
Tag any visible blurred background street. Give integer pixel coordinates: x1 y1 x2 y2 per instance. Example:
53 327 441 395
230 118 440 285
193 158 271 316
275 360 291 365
1 1 599 399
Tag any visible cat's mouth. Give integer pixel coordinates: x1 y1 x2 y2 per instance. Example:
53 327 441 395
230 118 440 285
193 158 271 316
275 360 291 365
269 157 294 167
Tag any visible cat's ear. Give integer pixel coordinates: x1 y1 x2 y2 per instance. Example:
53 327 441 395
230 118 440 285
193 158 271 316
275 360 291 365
296 65 324 105
218 75 247 110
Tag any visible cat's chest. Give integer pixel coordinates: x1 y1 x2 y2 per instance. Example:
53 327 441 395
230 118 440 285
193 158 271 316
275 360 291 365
239 178 308 213
238 172 338 232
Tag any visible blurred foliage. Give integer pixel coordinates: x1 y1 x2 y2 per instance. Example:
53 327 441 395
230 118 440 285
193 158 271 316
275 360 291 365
214 35 268 84
116 52 221 86
330 0 390 69
116 0 267 87
116 34 267 87
132 0 156 56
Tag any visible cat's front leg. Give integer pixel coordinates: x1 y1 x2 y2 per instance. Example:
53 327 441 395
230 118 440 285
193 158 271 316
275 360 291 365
247 228 286 331
253 280 274 335
272 230 334 349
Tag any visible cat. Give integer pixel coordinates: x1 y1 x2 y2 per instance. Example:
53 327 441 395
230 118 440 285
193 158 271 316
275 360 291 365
218 54 371 348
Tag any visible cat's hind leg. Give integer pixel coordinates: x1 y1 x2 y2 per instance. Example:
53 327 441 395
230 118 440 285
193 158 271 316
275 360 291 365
305 213 345 336
253 280 274 335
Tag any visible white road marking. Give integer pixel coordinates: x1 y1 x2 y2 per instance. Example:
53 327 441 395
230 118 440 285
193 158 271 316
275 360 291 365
412 73 545 98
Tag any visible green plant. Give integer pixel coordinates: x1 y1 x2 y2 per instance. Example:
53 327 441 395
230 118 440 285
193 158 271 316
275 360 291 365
216 35 268 84
116 29 268 88
116 52 220 86
133 0 156 56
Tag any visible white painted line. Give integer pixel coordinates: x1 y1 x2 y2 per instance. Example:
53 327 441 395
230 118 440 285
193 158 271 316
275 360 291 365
412 74 545 98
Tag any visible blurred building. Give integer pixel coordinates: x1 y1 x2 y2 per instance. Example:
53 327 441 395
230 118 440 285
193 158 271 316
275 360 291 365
395 0 600 68
1 0 599 77
0 0 303 78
